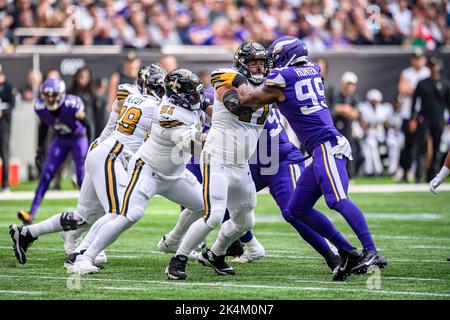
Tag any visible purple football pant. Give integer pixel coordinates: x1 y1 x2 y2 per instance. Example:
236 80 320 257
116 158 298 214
30 136 88 220
288 140 377 252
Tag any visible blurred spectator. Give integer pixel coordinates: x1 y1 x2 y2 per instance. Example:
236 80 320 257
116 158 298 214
397 50 430 182
199 70 211 88
93 77 108 139
160 54 178 73
411 57 450 182
20 69 43 102
69 67 95 142
0 64 16 193
358 89 393 176
107 51 141 110
45 69 61 80
386 97 405 176
334 71 361 177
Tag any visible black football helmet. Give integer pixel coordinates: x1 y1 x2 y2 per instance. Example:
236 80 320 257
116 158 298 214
164 69 204 110
137 64 167 98
233 42 270 85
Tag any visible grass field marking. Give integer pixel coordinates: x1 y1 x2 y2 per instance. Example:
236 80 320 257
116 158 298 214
0 290 43 295
1 274 449 298
1 246 448 264
412 245 450 250
383 276 446 282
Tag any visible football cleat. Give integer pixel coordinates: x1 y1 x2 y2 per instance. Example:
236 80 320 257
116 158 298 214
93 250 107 268
9 224 37 264
198 249 235 275
64 251 81 272
72 254 98 275
225 239 244 257
332 248 362 281
165 255 188 280
157 234 180 254
17 209 33 225
231 237 265 263
351 249 387 274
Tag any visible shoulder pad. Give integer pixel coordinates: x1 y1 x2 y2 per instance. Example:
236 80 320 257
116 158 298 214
117 83 140 101
64 95 83 111
34 98 46 111
211 68 241 90
265 68 287 88
158 103 187 129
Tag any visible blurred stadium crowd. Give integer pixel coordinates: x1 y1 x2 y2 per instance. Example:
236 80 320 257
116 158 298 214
0 0 450 52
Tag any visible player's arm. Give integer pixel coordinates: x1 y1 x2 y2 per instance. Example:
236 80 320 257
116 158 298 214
75 98 93 141
237 84 283 110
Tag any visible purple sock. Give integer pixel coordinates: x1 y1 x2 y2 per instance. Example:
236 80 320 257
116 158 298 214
282 209 330 253
294 207 354 252
334 199 377 252
240 230 254 243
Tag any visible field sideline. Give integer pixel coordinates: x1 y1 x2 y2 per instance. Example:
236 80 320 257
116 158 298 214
0 190 449 300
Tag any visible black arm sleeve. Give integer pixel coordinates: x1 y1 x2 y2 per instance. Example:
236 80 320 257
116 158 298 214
231 73 248 88
223 90 253 116
37 121 49 150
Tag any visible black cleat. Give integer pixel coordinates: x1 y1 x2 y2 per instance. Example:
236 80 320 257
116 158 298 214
351 249 387 274
165 255 188 280
447 257 450 262
9 224 37 264
17 209 33 225
332 248 362 281
63 251 82 271
198 249 235 275
225 239 244 257
322 249 342 271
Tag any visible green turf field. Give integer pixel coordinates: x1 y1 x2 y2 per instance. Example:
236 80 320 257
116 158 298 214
0 192 449 300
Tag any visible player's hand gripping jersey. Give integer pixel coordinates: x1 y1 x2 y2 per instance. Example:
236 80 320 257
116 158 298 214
204 68 271 164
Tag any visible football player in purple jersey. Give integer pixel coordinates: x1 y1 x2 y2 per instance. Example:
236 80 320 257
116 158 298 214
226 36 387 281
17 78 90 224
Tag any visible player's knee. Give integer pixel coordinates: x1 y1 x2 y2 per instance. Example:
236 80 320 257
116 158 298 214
281 209 295 223
124 206 145 223
325 196 340 210
287 200 310 222
204 210 223 229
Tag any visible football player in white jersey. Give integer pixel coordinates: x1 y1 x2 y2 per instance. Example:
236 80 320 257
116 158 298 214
72 69 207 274
9 64 166 267
165 42 271 280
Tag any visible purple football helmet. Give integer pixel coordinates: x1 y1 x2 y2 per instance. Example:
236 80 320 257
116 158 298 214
40 77 66 111
268 36 309 68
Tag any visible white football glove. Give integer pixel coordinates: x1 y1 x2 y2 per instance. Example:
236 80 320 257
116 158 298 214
429 176 442 195
330 136 353 160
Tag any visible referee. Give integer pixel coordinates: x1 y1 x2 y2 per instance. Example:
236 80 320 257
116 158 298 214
410 57 450 182
0 64 16 193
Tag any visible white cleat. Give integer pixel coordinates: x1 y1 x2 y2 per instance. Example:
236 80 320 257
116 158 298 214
157 234 180 254
73 255 98 275
93 250 107 268
231 237 265 264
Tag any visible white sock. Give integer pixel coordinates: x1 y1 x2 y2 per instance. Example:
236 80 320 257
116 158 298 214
76 213 115 253
210 220 245 256
26 213 63 238
83 215 133 263
176 219 213 257
167 209 204 243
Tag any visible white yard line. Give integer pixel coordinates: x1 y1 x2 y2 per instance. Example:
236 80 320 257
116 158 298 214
1 274 447 298
412 245 450 250
1 183 449 201
0 290 42 295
